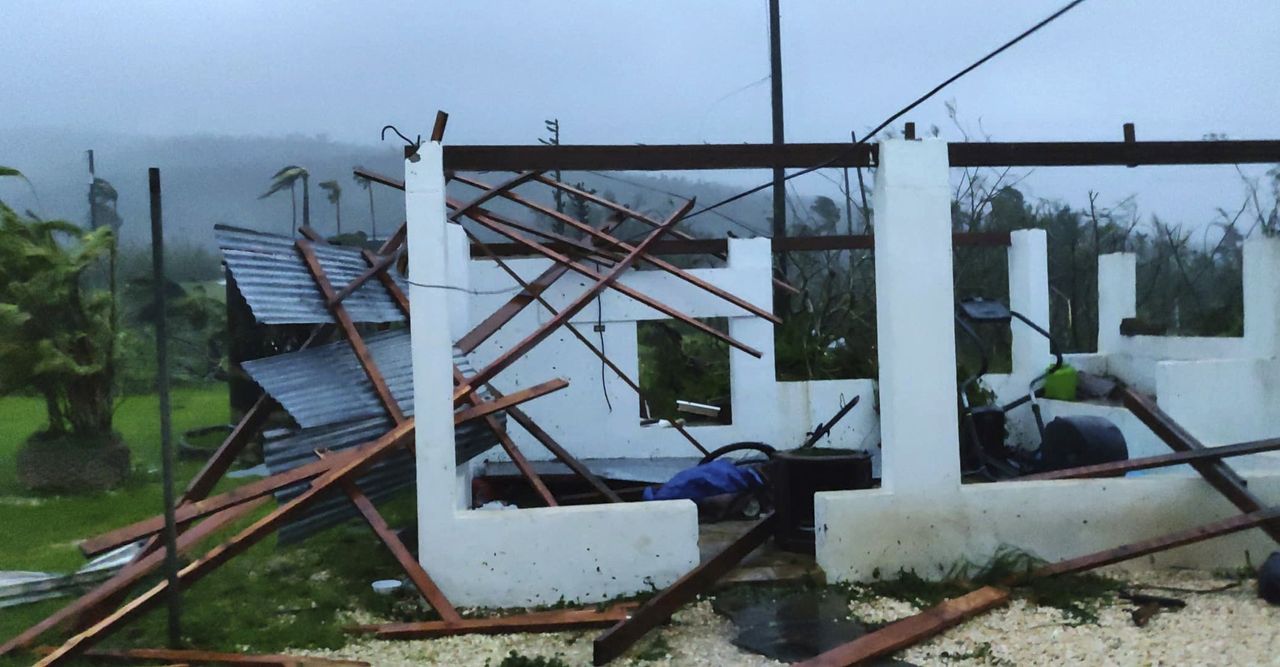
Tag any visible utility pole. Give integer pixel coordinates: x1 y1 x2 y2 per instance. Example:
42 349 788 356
768 0 788 312
86 150 98 229
540 119 564 214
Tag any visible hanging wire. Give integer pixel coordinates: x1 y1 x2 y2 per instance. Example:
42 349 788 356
682 0 1091 222
381 125 422 152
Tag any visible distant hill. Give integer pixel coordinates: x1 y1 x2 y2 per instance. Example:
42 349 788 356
0 128 805 251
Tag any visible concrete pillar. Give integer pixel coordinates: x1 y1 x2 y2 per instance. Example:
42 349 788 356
1097 253 1136 354
407 143 459 552
727 237 780 445
1008 229 1051 384
445 221 471 343
1243 237 1280 357
872 139 959 494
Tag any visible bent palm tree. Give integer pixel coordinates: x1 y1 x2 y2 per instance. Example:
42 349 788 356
353 168 376 240
259 166 310 236
319 180 342 235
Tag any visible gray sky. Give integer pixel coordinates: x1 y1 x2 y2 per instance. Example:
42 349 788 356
3 0 1278 227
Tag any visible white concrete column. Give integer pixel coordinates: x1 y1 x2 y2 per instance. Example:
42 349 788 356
1243 237 1280 357
872 139 960 494
1097 253 1136 354
1008 229 1051 383
445 221 471 343
407 144 459 551
727 237 780 445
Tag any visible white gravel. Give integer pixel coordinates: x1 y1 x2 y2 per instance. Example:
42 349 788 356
300 569 1278 666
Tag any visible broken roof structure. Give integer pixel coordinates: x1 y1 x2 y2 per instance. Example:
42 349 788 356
11 116 1280 666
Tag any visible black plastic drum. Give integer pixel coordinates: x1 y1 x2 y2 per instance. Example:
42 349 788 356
1038 415 1128 472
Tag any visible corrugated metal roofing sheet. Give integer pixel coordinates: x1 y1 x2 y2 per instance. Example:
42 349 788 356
241 328 414 429
215 225 407 325
256 338 502 545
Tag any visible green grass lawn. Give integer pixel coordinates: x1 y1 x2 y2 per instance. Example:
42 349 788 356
0 384 422 665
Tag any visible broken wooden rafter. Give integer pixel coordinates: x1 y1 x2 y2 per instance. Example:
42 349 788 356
592 515 776 665
0 499 267 658
465 228 708 456
336 475 462 623
792 586 1011 667
488 386 623 503
453 200 698 406
460 206 763 362
452 367 558 507
348 603 637 640
451 173 780 325
456 207 631 355
446 170 542 223
37 420 418 665
794 503 1280 667
447 196 621 263
1118 386 1280 543
453 377 570 424
1021 436 1280 481
296 239 406 424
526 173 801 295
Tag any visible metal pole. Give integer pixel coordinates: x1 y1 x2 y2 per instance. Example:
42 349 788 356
148 167 182 647
87 150 97 229
768 0 788 311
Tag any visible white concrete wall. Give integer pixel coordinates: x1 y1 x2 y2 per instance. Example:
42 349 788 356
410 145 699 607
815 140 1280 582
466 237 878 464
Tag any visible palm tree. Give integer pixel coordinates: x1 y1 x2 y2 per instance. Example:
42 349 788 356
259 166 310 236
319 180 342 235
353 168 376 240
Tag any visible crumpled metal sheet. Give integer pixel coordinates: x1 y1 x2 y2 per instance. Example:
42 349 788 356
0 544 140 608
215 225 407 325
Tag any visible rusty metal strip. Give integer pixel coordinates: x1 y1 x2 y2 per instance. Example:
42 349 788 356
1118 386 1280 543
1021 436 1280 481
1 499 267 658
453 174 780 325
592 515 775 665
348 603 637 640
37 420 417 665
454 200 696 405
296 239 406 424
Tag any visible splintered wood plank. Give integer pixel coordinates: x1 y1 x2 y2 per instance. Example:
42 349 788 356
592 516 776 665
348 604 637 640
792 586 1011 667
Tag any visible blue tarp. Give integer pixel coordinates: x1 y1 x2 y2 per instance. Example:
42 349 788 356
643 459 765 502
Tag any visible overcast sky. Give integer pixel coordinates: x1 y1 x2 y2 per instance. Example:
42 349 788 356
3 0 1278 227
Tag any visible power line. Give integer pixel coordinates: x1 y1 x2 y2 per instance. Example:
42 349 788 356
682 0 1091 222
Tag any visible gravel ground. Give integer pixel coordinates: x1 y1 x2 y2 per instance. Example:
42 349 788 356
301 569 1277 666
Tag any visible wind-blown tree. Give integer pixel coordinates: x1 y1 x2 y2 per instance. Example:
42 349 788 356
319 179 342 235
259 165 310 236
353 168 376 240
0 172 128 492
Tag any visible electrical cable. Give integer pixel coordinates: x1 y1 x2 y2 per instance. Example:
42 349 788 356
682 0 1091 222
